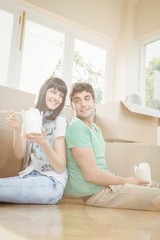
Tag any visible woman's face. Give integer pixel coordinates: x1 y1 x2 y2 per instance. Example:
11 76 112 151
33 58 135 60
45 87 64 111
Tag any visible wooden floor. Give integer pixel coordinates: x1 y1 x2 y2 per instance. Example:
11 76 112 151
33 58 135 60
0 198 160 240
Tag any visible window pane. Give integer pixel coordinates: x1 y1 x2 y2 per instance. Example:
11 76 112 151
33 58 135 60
145 40 160 109
0 9 14 86
72 39 106 103
19 20 64 94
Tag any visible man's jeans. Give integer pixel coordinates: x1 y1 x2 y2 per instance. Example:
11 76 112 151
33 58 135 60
0 170 64 204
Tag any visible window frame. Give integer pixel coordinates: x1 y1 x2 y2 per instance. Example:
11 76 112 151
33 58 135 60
140 31 160 107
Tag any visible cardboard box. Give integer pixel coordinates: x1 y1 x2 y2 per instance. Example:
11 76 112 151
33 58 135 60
105 142 160 182
0 85 36 111
62 106 74 123
95 101 160 145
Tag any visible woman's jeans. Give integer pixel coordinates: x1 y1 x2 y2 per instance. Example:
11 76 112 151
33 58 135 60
0 170 64 204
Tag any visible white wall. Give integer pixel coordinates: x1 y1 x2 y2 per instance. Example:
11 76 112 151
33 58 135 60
136 0 160 38
114 0 160 101
24 0 122 41
113 0 139 101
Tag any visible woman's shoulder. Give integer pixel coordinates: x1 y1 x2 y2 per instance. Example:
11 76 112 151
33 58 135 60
56 114 68 125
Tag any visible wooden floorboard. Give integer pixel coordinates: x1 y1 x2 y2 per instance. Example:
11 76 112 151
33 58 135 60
0 201 160 240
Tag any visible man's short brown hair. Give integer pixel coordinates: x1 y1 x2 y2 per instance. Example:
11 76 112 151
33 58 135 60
70 82 95 103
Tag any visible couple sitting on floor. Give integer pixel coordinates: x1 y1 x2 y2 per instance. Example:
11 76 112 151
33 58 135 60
1 77 160 211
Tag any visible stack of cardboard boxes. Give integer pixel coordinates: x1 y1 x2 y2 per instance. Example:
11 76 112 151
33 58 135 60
95 101 160 182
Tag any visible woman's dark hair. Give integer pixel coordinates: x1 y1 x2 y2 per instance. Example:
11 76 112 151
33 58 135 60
69 82 95 103
34 77 67 120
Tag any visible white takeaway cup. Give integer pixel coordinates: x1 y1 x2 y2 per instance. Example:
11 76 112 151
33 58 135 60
22 108 42 135
134 162 152 186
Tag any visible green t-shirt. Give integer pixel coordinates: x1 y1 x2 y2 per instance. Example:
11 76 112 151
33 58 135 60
65 117 109 196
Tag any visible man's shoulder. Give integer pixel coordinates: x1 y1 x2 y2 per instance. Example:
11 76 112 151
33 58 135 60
68 117 81 127
67 117 86 134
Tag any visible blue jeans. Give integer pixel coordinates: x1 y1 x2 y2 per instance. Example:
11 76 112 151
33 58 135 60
0 170 64 204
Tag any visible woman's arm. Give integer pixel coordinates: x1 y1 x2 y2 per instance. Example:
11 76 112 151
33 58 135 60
6 112 27 160
41 133 66 173
25 128 66 173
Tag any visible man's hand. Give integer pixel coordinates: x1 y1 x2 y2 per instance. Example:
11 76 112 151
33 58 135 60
126 177 149 186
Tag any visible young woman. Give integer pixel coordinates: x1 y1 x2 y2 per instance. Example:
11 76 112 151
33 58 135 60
1 77 68 204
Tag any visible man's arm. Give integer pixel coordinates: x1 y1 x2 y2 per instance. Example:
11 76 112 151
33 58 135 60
72 147 148 186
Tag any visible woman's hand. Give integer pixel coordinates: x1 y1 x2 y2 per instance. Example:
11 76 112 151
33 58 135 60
25 128 48 146
6 111 21 131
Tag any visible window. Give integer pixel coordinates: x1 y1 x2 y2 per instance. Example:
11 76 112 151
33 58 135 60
72 39 107 103
0 0 113 104
0 1 19 87
144 40 160 110
0 9 13 86
19 19 65 94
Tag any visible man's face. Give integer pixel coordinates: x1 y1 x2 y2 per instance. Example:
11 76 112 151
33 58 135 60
71 91 95 120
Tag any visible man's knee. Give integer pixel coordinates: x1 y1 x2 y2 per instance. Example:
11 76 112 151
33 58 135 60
151 195 160 210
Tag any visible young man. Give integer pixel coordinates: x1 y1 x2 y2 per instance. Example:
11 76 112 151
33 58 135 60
65 82 160 211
